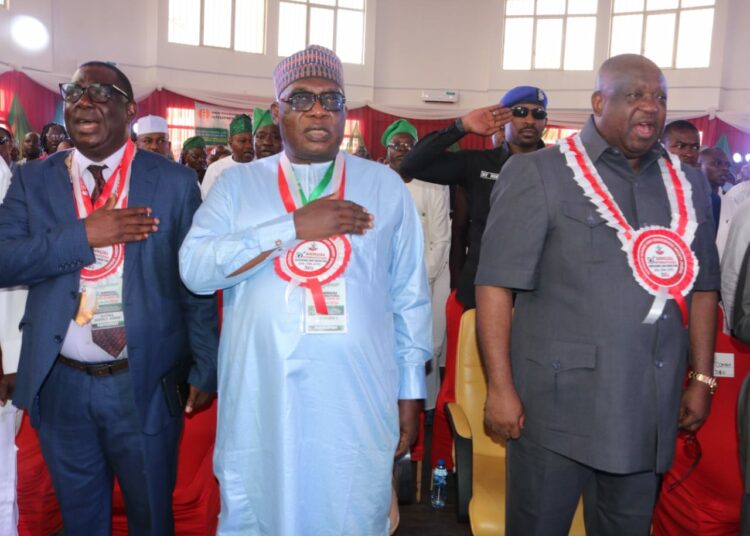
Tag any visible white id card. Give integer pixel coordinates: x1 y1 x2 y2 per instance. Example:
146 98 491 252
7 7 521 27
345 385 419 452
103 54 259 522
714 352 735 378
305 279 347 334
91 281 125 331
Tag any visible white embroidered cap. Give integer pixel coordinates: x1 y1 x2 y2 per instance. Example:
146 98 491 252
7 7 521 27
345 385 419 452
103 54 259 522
134 115 168 135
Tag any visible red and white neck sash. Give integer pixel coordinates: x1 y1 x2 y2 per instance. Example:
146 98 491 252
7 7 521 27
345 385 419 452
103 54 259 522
70 139 136 282
558 134 698 326
274 152 351 315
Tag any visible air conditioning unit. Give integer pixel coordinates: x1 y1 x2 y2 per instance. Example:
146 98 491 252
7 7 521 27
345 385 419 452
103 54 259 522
421 90 459 104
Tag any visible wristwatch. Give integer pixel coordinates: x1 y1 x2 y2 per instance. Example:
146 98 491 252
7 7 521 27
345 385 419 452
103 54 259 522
454 117 466 134
688 371 718 395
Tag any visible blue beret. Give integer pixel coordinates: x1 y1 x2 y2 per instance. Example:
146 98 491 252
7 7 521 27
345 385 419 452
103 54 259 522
500 86 548 108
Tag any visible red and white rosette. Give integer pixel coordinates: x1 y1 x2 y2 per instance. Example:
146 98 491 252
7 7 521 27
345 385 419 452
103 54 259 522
273 152 350 315
82 242 125 281
274 235 351 314
558 134 698 325
70 139 136 282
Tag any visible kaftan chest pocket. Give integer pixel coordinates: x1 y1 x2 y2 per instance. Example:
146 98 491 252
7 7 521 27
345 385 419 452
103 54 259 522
523 339 598 437
561 202 610 263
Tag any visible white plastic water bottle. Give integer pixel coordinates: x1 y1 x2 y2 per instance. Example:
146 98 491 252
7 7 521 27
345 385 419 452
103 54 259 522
431 459 448 509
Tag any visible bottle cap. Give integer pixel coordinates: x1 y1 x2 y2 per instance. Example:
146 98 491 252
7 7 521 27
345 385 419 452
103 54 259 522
437 458 445 466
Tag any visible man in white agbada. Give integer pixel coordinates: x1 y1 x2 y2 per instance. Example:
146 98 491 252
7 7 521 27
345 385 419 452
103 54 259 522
179 45 431 535
716 164 750 259
199 114 255 200
0 126 26 536
133 114 170 157
382 119 450 411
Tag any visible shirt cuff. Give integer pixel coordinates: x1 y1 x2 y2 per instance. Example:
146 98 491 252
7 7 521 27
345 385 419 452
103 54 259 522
250 213 297 252
1 337 21 374
398 363 426 400
475 266 537 291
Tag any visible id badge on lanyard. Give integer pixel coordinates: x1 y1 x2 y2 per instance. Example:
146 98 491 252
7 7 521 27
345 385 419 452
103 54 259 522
70 141 135 329
275 152 351 334
90 280 126 332
304 278 347 333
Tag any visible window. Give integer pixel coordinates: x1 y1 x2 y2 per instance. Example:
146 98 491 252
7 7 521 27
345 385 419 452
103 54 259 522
502 0 597 71
168 0 266 54
167 107 196 158
278 0 365 64
610 0 715 68
340 119 362 152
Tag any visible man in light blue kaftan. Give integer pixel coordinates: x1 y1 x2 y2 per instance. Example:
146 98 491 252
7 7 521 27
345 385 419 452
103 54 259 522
179 45 431 536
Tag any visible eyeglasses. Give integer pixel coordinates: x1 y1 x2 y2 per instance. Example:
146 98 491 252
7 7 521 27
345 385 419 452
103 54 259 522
387 142 414 152
511 106 547 120
59 82 131 104
666 432 702 492
279 91 346 112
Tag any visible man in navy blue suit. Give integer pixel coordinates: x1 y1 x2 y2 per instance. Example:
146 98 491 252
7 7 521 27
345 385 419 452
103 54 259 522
0 61 218 535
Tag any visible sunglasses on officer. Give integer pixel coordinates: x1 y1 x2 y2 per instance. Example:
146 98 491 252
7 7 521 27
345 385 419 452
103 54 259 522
511 106 548 120
59 82 131 104
279 91 346 112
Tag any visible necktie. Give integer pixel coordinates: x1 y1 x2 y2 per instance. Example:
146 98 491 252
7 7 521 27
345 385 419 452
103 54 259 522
92 326 127 359
88 164 107 204
86 164 126 357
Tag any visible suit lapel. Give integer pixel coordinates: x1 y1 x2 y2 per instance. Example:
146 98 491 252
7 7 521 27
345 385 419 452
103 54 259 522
46 156 77 222
127 151 159 208
124 152 159 302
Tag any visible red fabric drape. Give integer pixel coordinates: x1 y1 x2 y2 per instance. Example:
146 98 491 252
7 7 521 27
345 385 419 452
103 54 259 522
16 402 220 536
136 89 204 121
16 418 62 536
134 94 496 159
1 70 749 159
652 311 749 535
0 71 60 136
346 106 493 162
689 117 750 158
430 290 464 471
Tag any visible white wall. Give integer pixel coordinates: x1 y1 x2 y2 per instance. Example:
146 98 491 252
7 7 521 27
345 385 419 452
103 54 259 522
372 0 497 111
371 0 731 116
0 0 746 120
0 0 53 73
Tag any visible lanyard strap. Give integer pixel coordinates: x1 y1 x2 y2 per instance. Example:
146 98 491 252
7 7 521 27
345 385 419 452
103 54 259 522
278 152 346 212
295 162 334 206
70 139 136 217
